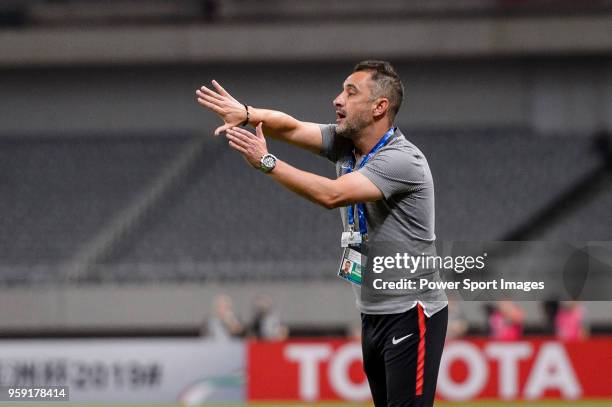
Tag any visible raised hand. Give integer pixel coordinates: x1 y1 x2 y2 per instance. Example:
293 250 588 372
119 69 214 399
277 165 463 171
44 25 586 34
225 123 268 169
196 80 248 135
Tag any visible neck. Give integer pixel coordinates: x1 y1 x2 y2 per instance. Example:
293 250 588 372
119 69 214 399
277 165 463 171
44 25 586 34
353 120 393 156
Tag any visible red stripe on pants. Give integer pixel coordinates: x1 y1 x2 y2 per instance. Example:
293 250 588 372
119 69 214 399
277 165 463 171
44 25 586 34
415 303 426 396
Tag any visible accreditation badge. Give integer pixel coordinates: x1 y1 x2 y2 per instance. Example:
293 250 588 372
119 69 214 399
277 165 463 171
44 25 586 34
337 247 364 285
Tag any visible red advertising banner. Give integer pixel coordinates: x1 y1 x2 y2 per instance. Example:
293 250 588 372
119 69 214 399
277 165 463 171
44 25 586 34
247 338 612 402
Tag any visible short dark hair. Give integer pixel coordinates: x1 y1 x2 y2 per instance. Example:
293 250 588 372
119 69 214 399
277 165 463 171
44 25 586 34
353 60 404 121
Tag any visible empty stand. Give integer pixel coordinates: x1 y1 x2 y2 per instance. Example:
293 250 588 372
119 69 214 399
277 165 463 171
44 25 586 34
0 129 610 284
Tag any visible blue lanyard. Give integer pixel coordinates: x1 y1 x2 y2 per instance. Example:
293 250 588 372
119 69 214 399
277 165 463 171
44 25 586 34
344 127 396 236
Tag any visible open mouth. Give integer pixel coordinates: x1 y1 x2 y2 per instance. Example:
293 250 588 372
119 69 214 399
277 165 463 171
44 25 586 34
336 111 347 122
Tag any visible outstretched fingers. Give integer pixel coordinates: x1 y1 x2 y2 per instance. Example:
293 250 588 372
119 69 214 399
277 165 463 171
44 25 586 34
195 90 223 107
212 79 232 98
196 97 223 114
228 126 256 139
198 86 224 102
215 123 233 136
225 129 251 149
228 140 248 155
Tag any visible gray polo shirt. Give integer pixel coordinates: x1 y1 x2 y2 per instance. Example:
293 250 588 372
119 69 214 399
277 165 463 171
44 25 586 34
320 124 447 317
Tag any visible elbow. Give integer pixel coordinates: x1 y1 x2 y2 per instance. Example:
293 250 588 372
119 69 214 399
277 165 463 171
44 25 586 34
314 179 346 210
320 200 337 210
319 192 344 210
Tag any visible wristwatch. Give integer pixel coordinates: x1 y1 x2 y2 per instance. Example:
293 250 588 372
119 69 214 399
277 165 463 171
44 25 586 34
259 153 277 173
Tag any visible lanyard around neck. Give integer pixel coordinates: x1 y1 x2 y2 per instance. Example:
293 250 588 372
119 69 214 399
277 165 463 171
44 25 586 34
343 127 396 236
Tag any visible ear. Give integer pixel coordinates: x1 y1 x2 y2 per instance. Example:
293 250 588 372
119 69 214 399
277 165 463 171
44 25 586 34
372 98 390 119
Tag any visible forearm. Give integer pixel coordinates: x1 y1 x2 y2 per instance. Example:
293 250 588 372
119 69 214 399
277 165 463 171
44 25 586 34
224 125 382 210
267 159 341 209
248 108 322 153
248 108 298 138
197 81 321 152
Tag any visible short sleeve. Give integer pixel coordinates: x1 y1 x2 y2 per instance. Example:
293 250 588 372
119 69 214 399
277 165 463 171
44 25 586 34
358 147 427 199
319 124 352 163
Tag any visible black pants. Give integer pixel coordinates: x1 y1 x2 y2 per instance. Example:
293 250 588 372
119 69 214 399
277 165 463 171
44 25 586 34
361 305 448 407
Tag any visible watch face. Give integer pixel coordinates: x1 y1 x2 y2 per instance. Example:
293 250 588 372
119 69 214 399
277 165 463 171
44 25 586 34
262 155 276 169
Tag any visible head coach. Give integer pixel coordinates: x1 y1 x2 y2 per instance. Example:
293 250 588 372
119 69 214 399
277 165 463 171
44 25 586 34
196 60 448 407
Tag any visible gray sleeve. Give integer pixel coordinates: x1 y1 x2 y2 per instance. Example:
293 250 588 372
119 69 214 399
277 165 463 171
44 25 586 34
358 147 427 199
319 124 337 162
319 124 352 163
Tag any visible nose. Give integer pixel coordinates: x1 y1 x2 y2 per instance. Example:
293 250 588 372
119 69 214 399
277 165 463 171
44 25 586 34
333 93 344 109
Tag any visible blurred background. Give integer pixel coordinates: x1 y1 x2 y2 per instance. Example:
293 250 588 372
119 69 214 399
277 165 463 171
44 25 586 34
1 0 612 405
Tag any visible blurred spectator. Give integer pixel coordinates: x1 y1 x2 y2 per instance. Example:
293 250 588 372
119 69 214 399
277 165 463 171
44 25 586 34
251 295 288 340
488 301 524 340
205 294 245 340
555 301 588 341
446 300 468 339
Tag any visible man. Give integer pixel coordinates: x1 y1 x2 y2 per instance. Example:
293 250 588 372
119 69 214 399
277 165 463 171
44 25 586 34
342 259 353 277
206 294 244 340
196 60 448 407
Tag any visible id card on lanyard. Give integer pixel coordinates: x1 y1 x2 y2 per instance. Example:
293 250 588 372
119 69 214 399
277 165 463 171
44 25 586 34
337 127 396 285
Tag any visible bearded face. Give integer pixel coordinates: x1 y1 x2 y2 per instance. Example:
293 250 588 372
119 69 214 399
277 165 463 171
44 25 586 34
336 105 373 139
333 71 377 140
